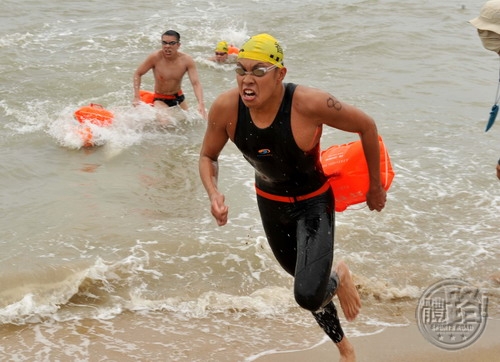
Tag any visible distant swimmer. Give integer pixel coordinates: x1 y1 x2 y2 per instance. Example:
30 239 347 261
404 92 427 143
209 41 238 64
469 0 500 179
133 29 207 122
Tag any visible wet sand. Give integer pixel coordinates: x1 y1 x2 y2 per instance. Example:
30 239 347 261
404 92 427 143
254 318 500 362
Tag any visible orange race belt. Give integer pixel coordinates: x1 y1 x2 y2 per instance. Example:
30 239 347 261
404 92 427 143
255 181 330 203
154 90 183 100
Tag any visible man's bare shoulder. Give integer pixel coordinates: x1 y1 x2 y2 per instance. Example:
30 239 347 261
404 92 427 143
293 84 336 111
214 88 239 107
145 50 164 64
208 88 240 137
293 84 328 98
176 51 196 66
291 84 343 127
210 89 239 120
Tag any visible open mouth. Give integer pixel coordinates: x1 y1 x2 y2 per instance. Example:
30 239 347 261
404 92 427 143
242 89 256 101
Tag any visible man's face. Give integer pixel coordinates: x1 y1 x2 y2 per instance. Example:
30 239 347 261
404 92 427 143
161 36 180 57
214 51 228 63
235 59 283 108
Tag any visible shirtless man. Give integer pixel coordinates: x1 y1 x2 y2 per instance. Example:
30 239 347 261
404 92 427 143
199 33 387 361
133 30 207 121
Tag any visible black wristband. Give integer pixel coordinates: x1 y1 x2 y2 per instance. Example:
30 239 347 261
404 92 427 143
498 158 500 166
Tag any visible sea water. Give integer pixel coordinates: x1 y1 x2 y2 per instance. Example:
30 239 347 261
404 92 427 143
1 0 499 360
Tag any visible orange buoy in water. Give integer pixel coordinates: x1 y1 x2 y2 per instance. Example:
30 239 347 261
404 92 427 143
74 103 114 126
73 103 114 147
139 90 155 105
228 45 239 55
320 135 395 212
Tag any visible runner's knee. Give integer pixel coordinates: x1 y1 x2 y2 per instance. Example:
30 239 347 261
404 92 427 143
294 287 323 311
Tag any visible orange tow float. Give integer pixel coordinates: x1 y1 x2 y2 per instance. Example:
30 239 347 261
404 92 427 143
73 103 114 147
139 90 155 105
228 45 239 55
320 136 395 212
73 91 155 147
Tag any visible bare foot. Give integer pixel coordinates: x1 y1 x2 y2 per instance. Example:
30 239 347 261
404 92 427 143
336 336 356 362
335 260 361 321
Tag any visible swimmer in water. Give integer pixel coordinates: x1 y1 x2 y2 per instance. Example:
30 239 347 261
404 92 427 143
209 41 238 64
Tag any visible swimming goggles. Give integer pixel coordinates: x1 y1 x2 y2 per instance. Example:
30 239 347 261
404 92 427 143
235 65 277 77
162 41 179 46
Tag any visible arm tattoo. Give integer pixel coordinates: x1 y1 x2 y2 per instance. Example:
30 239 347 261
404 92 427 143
327 96 342 111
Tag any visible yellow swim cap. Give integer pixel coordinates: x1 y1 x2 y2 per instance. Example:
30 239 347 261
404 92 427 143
238 33 284 68
215 41 229 53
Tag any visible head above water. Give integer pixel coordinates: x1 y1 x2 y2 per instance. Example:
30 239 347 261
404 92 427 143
215 41 229 53
237 33 284 68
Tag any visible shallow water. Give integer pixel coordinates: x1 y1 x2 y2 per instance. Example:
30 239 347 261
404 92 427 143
1 0 499 360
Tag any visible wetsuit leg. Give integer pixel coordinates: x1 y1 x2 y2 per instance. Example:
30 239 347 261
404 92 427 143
313 301 344 343
256 189 345 343
256 196 298 276
294 195 335 311
257 190 337 307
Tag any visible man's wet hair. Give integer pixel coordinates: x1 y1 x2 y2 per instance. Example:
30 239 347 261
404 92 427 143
163 30 180 41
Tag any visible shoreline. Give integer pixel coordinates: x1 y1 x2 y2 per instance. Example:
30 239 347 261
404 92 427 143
254 318 500 362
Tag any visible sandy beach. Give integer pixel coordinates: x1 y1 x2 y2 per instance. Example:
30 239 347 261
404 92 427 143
255 318 500 362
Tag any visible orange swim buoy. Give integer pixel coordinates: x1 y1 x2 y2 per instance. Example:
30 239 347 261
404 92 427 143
73 103 114 147
74 103 114 127
139 90 155 105
228 45 239 55
320 135 395 212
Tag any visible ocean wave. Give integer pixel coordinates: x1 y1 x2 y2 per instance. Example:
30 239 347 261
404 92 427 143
0 248 296 326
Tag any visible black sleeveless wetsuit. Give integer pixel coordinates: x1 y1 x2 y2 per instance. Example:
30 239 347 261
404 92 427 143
233 83 344 343
234 84 326 196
